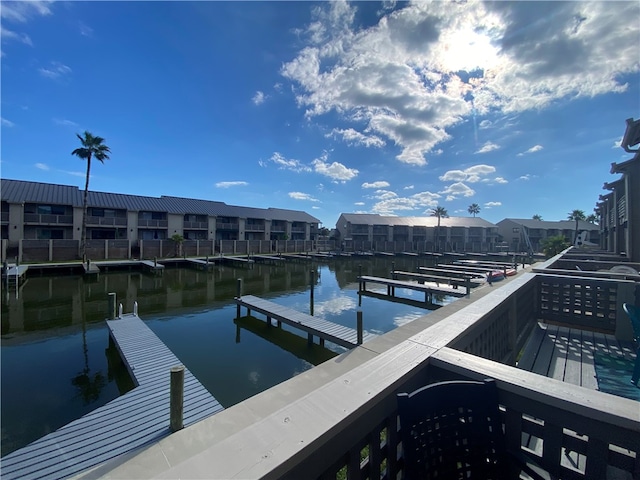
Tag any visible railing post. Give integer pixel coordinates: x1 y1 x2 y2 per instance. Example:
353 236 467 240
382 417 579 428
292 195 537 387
170 366 185 432
357 310 363 345
108 293 117 320
118 303 123 318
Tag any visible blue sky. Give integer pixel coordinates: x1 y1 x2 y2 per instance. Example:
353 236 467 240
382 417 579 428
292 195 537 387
1 1 638 228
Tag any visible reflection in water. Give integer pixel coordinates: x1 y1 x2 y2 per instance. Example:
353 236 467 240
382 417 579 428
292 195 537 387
1 256 448 457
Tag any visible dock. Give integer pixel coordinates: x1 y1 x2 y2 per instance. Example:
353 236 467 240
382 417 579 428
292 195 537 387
358 275 467 303
0 313 223 480
185 257 216 271
235 295 374 349
417 266 486 279
391 270 479 294
2 264 28 287
252 254 286 265
219 255 255 267
140 259 165 274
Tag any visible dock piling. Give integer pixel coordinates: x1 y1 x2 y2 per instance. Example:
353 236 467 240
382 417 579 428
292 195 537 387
236 278 243 317
357 311 363 345
118 303 123 318
170 366 185 432
310 270 315 316
108 293 117 320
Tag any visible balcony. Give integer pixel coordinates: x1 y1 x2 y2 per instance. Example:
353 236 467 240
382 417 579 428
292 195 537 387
184 221 208 230
138 219 168 228
216 222 239 231
92 248 640 479
291 227 305 233
1 211 8 223
87 216 127 226
24 213 73 225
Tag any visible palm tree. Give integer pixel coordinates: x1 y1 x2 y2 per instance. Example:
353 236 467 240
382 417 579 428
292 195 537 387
431 206 448 252
72 132 111 261
467 203 480 217
585 214 598 224
532 214 542 221
567 209 586 244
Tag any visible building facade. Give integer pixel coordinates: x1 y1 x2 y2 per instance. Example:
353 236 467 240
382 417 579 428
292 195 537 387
1 179 321 245
335 213 499 252
496 219 600 254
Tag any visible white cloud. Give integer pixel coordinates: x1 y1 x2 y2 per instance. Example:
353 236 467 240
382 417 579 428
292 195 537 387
267 152 312 173
517 145 544 156
518 174 531 181
252 91 266 105
362 181 389 189
475 142 500 154
1 1 53 23
289 191 319 202
404 185 414 190
440 182 475 199
35 163 49 171
439 164 496 183
39 61 72 80
484 201 502 208
354 201 365 206
493 177 508 184
326 128 385 148
53 118 79 128
312 154 358 182
280 2 639 166
1 117 15 127
369 189 440 215
79 22 93 37
1 28 33 46
479 120 492 129
215 181 248 188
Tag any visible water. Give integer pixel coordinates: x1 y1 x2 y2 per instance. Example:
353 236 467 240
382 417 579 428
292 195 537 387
1 256 447 457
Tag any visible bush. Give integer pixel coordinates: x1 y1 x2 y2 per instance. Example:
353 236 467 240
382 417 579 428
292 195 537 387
540 235 569 258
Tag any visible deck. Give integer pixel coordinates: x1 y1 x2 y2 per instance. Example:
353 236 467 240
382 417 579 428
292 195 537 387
357 275 467 303
392 270 482 292
518 322 638 398
184 258 216 270
235 295 375 349
0 314 223 480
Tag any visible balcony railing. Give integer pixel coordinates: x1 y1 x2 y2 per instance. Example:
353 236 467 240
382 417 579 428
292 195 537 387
184 221 208 229
87 216 127 226
216 222 239 230
24 213 73 224
137 219 168 228
291 227 305 233
1 212 8 223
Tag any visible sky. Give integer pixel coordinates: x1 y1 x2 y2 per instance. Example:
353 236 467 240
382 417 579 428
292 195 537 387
1 1 639 228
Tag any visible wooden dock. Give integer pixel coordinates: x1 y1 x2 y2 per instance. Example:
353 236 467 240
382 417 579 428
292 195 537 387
2 264 28 287
235 295 374 349
0 313 223 480
140 259 165 274
252 254 286 265
185 257 215 271
219 255 255 267
418 266 486 279
358 275 467 304
391 270 480 293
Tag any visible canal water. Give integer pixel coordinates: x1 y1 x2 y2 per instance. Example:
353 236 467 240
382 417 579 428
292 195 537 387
1 255 450 457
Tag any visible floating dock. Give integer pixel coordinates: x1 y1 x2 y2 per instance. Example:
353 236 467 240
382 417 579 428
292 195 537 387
0 313 223 480
235 295 374 349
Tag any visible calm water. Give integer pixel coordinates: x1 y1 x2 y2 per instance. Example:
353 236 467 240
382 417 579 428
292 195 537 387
1 255 449 457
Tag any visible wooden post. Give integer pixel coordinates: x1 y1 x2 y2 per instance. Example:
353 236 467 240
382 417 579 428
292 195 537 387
236 278 242 317
357 310 363 345
170 366 185 432
310 270 315 316
108 292 117 320
3 261 8 290
154 256 157 268
465 276 471 297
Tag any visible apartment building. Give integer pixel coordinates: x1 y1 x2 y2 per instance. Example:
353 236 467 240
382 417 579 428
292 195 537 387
1 179 320 245
496 218 600 254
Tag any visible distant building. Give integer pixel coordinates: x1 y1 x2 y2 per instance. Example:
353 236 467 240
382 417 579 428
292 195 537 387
0 179 321 244
496 219 599 253
596 117 640 261
335 213 498 252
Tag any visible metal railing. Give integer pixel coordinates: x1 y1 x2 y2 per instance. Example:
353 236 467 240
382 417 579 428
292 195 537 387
87 216 127 226
23 213 73 224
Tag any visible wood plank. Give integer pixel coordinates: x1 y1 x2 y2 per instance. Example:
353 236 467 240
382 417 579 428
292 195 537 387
547 326 569 381
236 295 374 348
563 328 583 386
531 324 557 377
579 330 599 390
0 314 223 480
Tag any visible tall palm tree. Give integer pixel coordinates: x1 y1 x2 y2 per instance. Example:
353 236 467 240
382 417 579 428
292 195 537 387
431 206 448 252
585 214 598 224
567 209 586 244
467 203 480 217
532 214 542 221
72 132 111 261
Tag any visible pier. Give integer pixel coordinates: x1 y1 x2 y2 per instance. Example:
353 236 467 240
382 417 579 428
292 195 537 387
358 275 467 304
235 294 374 348
391 270 477 294
0 310 223 480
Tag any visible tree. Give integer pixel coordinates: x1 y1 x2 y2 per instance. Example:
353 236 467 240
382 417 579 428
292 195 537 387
467 203 480 217
72 132 111 261
540 235 569 258
585 214 598 224
171 233 184 257
431 206 448 252
532 214 543 221
567 209 586 244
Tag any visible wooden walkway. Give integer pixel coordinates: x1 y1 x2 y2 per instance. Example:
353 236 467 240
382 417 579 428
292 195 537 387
418 266 485 279
140 259 165 274
0 314 223 480
392 270 481 292
185 258 215 270
235 295 374 349
358 275 467 303
517 322 635 390
219 256 255 267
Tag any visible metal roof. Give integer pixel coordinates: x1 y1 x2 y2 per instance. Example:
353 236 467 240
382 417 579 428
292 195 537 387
498 218 599 231
1 179 320 223
338 213 497 228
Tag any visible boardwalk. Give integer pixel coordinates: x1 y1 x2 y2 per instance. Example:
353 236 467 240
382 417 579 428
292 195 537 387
358 275 467 304
0 313 223 480
235 295 375 349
